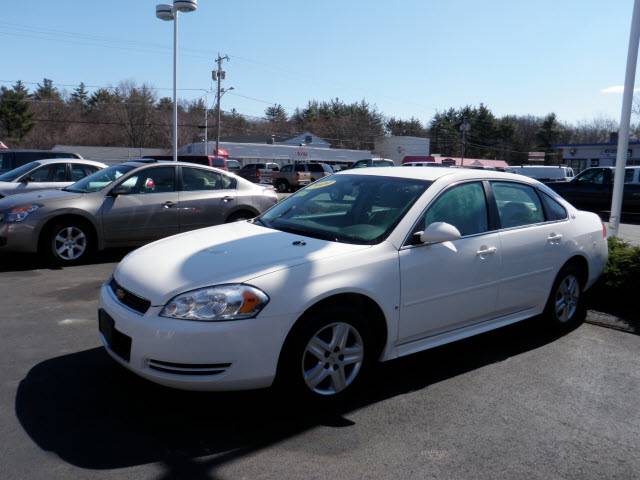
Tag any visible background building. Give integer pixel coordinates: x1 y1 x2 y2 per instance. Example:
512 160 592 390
554 139 640 172
374 136 430 164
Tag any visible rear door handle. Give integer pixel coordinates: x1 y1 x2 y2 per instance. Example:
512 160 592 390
163 201 177 209
547 233 563 244
476 246 497 256
222 196 234 202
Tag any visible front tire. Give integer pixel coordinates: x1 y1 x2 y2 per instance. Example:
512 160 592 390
277 306 375 403
543 264 586 328
42 220 94 265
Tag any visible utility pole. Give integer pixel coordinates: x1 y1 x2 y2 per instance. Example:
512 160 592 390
213 53 229 157
610 0 640 237
460 118 470 167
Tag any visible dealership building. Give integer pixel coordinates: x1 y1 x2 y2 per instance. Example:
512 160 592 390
554 139 640 172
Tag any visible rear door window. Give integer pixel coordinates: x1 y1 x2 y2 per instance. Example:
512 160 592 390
182 167 236 191
492 182 545 228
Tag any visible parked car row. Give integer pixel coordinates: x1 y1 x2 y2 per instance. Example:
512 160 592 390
0 160 277 264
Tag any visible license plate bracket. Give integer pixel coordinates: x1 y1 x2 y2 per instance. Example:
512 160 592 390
98 309 132 362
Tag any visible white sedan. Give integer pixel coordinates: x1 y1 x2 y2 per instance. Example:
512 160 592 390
0 158 107 198
98 168 608 401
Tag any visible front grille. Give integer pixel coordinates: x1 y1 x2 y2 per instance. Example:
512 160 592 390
147 358 231 376
109 278 151 314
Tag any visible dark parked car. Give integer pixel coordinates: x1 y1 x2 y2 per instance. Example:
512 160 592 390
546 166 640 212
237 162 280 184
0 149 82 174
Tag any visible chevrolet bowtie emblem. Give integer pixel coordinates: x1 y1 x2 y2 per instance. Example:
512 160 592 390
115 288 126 300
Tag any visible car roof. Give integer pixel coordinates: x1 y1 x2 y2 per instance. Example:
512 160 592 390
336 166 541 184
33 158 107 167
121 160 233 170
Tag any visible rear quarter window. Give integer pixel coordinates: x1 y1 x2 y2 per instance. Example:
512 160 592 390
540 191 568 221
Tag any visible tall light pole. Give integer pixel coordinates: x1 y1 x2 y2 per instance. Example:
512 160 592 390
156 0 198 162
610 0 640 236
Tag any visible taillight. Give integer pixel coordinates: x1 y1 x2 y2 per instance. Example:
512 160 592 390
602 221 607 238
256 169 261 178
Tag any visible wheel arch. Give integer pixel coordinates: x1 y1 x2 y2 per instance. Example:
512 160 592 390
562 254 589 288
225 205 260 222
37 212 100 252
279 292 390 368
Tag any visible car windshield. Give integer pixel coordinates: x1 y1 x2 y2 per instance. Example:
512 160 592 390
0 162 39 182
258 174 431 244
64 164 136 193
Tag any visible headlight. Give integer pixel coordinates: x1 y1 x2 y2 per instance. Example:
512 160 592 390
4 204 42 223
160 284 269 321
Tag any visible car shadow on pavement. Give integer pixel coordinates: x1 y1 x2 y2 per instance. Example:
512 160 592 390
0 249 132 273
15 317 575 479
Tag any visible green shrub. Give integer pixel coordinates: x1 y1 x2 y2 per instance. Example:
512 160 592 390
588 237 640 314
602 237 640 294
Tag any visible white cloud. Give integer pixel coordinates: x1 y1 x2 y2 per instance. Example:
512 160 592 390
601 85 640 94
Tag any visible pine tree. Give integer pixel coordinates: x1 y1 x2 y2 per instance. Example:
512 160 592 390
70 82 89 108
34 78 61 101
0 81 34 141
265 104 287 122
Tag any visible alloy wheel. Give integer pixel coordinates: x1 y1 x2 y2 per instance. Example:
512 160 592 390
53 226 87 261
301 322 364 396
555 274 580 323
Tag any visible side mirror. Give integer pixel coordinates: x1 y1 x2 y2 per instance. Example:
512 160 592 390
415 222 462 244
20 176 32 184
109 185 130 197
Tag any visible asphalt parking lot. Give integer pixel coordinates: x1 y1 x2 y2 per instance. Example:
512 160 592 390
0 252 639 480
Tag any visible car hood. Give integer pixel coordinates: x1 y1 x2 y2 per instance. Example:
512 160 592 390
114 221 371 306
0 188 83 207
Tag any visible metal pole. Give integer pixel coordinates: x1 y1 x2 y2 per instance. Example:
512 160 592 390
204 93 208 154
610 0 640 236
461 129 466 167
172 9 179 162
215 55 222 157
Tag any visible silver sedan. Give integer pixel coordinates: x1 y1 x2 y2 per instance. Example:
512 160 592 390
0 160 278 264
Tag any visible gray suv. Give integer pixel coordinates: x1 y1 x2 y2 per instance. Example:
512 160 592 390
0 160 278 264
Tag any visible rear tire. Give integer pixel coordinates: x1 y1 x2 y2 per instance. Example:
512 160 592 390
41 219 94 266
277 306 375 404
543 264 586 329
276 180 290 193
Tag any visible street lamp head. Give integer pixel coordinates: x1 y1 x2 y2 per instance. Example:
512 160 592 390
156 4 175 20
174 0 198 13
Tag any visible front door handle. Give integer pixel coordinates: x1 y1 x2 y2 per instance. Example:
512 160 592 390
547 233 563 244
222 196 234 203
476 246 497 257
163 201 177 209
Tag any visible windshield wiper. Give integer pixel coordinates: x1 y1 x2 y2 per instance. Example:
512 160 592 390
270 223 356 243
252 217 270 228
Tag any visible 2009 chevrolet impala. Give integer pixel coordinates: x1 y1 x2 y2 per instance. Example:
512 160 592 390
99 167 608 401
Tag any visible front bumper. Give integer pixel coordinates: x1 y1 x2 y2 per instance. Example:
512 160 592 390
98 283 291 391
0 221 39 253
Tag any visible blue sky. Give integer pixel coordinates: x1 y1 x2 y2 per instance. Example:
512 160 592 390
1 0 637 124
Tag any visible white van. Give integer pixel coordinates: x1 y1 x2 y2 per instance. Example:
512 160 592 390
505 165 575 182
